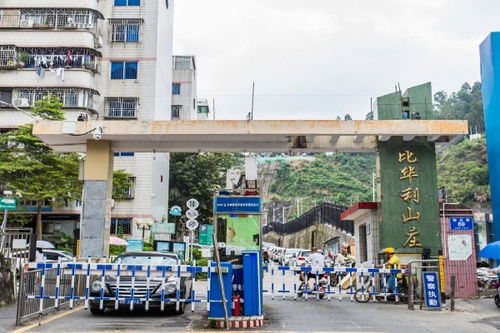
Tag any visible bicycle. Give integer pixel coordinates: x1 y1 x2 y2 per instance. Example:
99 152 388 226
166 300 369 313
354 273 417 304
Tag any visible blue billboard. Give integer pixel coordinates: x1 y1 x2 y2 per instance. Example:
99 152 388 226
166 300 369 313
449 217 474 231
480 33 500 244
214 196 261 214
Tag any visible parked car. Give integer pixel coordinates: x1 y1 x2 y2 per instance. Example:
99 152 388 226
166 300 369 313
279 248 301 266
89 251 192 315
41 249 74 262
272 248 285 261
293 249 323 267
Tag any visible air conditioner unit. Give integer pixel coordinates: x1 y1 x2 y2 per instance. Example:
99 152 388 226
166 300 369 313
13 98 29 107
95 36 103 48
20 19 33 28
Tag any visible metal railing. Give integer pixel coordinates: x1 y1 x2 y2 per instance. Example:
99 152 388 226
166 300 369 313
263 202 353 235
263 263 405 303
17 259 229 325
16 266 86 325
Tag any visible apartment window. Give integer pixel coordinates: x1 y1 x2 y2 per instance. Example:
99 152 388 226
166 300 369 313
114 152 135 157
106 98 138 118
110 61 138 79
114 0 140 6
110 19 141 42
111 218 132 235
0 89 12 105
197 105 209 114
172 83 181 95
171 105 181 118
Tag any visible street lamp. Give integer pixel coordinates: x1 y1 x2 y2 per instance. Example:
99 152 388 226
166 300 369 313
134 219 154 242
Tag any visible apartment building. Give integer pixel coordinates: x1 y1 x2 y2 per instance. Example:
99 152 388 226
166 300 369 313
172 55 210 120
0 0 175 242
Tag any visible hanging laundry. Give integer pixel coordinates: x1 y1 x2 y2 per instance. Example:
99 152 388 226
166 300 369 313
56 67 65 81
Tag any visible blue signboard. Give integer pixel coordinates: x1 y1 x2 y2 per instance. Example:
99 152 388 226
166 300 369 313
423 272 441 309
214 196 261 214
449 217 474 231
126 240 143 252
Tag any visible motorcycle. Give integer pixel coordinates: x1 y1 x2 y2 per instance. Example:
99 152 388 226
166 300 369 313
329 260 355 287
493 280 500 308
297 273 328 299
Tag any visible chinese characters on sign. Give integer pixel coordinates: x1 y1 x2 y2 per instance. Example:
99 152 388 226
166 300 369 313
398 150 422 248
423 272 442 309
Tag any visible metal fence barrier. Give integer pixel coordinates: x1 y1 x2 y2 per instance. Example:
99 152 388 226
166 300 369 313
17 259 228 325
263 264 406 303
16 266 86 325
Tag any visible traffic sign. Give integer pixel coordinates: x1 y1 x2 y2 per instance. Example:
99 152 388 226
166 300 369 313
186 209 199 220
186 219 199 230
169 205 182 216
186 198 199 210
0 197 17 210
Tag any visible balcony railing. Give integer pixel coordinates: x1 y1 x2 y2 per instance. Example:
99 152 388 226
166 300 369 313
0 9 102 34
10 88 99 110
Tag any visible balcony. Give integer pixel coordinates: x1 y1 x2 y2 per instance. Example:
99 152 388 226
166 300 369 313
0 0 101 12
1 87 100 114
0 69 98 92
0 8 103 35
0 47 101 73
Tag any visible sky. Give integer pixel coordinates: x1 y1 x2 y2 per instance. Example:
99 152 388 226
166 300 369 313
173 0 500 120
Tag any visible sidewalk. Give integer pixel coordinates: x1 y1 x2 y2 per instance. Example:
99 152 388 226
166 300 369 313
0 304 17 333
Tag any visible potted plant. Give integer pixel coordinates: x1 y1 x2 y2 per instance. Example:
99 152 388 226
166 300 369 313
17 52 30 68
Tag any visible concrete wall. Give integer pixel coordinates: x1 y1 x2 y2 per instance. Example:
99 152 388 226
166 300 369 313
353 211 379 265
264 223 353 251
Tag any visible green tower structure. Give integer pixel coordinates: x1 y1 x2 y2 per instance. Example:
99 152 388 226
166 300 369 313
377 83 441 257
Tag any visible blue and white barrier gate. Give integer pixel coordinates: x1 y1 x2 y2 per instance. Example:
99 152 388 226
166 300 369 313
25 258 229 313
263 264 405 302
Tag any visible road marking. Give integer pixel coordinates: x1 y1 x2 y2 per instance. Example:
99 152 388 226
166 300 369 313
11 306 84 333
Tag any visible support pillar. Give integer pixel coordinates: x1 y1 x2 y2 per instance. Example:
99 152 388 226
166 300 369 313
81 140 113 258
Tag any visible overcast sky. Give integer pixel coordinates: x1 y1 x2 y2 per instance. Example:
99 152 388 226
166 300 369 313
173 0 500 120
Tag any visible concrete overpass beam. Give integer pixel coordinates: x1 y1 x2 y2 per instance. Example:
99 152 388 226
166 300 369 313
427 135 440 142
403 135 416 141
378 135 391 142
330 135 340 144
80 140 113 258
353 135 365 143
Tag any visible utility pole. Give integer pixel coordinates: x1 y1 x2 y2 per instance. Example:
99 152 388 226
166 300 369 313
372 172 376 201
212 98 215 120
251 82 255 119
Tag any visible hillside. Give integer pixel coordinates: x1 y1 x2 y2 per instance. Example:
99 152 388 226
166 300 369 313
266 137 490 217
437 136 489 207
269 153 376 213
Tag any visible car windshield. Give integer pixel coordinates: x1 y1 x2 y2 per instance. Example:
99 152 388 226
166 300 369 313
301 251 311 257
114 255 178 265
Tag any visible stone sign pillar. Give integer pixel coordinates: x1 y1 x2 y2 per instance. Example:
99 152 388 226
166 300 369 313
81 140 114 258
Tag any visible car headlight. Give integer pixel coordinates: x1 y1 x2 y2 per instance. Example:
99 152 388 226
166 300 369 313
92 280 103 292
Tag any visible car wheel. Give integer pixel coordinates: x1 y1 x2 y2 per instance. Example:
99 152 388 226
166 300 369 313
90 306 105 315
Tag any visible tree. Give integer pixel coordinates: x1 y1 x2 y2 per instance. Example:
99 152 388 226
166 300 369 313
365 111 374 120
344 114 352 120
0 95 80 240
112 170 133 200
434 82 484 133
169 153 240 221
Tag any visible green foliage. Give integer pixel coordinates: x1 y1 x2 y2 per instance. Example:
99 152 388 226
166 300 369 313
434 82 484 133
44 232 74 253
143 241 154 251
112 170 133 200
270 153 375 207
437 136 489 206
169 153 241 221
31 95 65 120
109 245 126 256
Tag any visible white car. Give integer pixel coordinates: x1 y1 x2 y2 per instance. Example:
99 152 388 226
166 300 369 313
293 249 323 267
279 248 301 266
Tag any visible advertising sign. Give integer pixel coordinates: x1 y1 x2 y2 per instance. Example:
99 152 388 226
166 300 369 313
423 272 442 309
199 224 214 245
219 215 260 254
214 196 261 214
0 197 17 210
447 234 473 261
126 239 143 252
449 217 474 230
154 241 187 260
151 222 175 234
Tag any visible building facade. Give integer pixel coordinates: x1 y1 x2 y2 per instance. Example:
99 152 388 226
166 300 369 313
0 0 175 242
